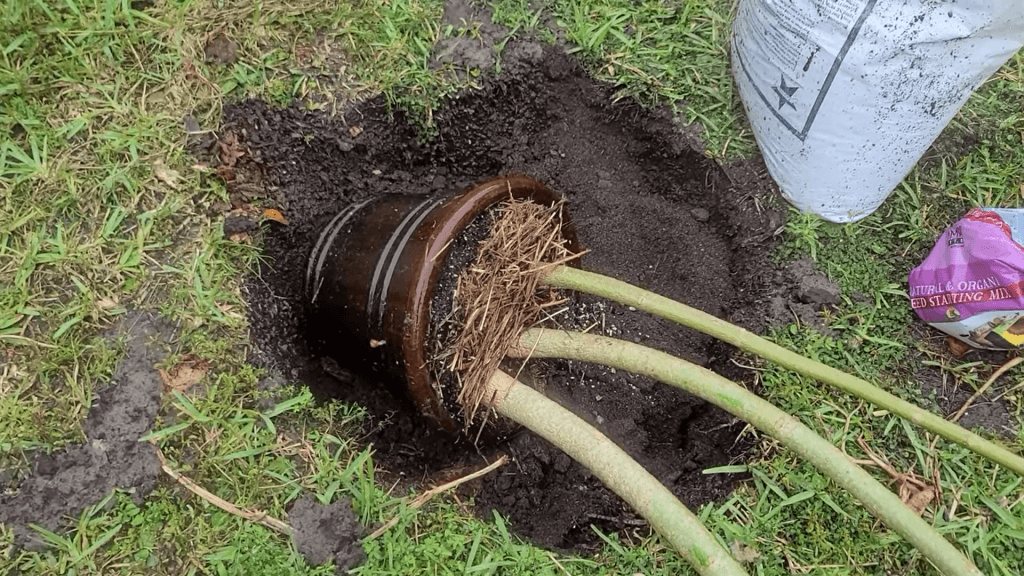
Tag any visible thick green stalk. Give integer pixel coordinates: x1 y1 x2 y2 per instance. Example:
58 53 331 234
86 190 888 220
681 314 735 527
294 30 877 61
486 370 748 576
544 265 1024 478
515 329 982 576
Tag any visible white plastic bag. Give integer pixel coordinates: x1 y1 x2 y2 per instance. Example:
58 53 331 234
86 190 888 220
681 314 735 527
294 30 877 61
731 0 1024 223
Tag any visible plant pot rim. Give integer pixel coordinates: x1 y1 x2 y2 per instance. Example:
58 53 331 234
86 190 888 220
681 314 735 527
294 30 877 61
402 174 581 429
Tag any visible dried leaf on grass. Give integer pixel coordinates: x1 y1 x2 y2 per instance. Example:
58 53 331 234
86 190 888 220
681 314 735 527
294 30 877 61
446 197 581 425
730 540 761 563
904 485 937 516
263 208 289 224
153 159 181 189
95 296 119 310
214 131 245 182
217 302 244 320
219 132 245 166
159 354 210 392
215 164 235 182
946 336 972 357
92 296 124 320
856 437 937 515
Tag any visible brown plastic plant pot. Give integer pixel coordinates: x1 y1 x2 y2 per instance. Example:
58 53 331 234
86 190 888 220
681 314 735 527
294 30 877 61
305 175 581 431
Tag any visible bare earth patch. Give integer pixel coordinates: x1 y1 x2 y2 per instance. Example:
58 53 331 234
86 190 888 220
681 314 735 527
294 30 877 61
0 312 170 548
230 42 785 551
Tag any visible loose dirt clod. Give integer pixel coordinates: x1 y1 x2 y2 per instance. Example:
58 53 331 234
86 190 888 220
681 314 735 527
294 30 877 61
433 0 507 73
204 32 238 65
289 496 365 574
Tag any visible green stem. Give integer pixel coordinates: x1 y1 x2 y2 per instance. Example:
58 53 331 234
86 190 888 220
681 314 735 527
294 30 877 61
544 265 1024 478
515 329 982 576
487 370 748 576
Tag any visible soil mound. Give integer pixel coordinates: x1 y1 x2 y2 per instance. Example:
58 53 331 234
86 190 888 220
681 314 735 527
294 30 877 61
290 496 365 574
0 312 169 548
228 42 782 551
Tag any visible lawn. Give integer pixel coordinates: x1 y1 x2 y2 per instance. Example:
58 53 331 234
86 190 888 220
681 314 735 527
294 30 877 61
2 0 1023 575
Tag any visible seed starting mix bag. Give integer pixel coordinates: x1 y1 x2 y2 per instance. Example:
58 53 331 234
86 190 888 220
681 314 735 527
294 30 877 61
909 208 1024 350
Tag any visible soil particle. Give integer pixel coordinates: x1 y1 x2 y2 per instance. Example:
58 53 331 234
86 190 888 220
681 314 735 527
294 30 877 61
0 311 170 548
228 42 781 551
289 496 366 573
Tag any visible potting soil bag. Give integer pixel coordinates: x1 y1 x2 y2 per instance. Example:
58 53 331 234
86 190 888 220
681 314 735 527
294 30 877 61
909 208 1024 350
731 0 1024 223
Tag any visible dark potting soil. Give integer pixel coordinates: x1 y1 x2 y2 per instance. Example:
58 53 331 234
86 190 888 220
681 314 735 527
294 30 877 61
228 42 784 551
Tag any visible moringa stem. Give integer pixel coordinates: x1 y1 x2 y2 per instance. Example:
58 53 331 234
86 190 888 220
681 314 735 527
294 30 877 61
484 370 749 576
513 328 982 576
543 264 1024 478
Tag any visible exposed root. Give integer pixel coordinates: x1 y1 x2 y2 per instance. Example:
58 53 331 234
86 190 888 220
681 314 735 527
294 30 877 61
365 455 508 540
153 443 292 536
446 197 580 425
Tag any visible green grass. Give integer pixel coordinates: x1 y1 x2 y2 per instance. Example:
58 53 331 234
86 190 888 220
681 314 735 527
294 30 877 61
756 50 1024 575
0 0 473 466
2 0 1024 574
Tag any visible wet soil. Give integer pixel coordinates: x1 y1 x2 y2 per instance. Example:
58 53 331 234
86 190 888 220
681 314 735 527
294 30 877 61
0 312 169 548
227 41 784 551
917 368 1015 436
913 335 1019 438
